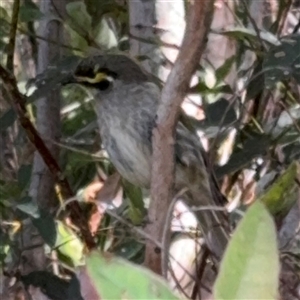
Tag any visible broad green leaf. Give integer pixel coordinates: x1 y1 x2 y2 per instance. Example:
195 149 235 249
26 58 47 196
92 18 118 50
214 201 279 300
17 195 40 218
86 251 180 299
259 161 300 219
65 1 92 53
55 221 85 267
66 1 92 32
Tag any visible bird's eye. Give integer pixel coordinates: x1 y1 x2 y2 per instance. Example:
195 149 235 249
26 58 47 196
96 79 111 91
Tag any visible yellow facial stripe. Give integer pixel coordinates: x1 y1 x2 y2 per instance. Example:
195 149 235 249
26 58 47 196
75 72 108 84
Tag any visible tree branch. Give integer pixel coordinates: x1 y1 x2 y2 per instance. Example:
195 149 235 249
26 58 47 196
0 65 96 250
145 0 215 275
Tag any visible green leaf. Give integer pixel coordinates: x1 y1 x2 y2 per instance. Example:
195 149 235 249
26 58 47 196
263 34 300 87
86 251 180 299
66 1 92 31
215 55 236 83
214 201 279 300
17 195 40 218
84 0 126 27
123 180 146 225
32 210 57 247
259 161 300 219
203 98 237 128
55 221 85 267
219 27 280 46
246 60 264 100
65 1 92 52
92 18 118 50
0 109 16 131
19 2 43 22
0 6 10 20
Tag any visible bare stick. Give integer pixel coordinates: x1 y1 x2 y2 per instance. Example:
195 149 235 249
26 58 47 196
0 65 96 250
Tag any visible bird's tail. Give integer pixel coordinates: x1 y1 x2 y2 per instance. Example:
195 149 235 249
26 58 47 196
184 186 230 261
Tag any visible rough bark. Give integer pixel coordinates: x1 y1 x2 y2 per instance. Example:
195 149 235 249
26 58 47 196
24 0 65 273
145 0 215 275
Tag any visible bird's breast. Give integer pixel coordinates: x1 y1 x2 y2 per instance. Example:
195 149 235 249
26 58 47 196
100 121 152 188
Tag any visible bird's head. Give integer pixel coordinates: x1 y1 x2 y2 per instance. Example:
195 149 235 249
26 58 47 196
64 54 149 95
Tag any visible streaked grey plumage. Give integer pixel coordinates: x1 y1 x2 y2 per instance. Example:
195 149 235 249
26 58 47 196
69 54 229 259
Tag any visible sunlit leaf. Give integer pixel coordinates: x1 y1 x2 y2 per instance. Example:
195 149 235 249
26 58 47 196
55 221 85 267
85 251 180 299
214 201 279 300
92 18 118 50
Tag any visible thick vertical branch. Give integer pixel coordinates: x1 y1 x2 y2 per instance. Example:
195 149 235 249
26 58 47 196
145 0 215 275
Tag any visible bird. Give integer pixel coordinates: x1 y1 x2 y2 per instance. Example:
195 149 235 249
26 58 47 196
64 54 230 260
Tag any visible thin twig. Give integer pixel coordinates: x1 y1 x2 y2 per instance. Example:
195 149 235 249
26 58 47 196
0 65 96 250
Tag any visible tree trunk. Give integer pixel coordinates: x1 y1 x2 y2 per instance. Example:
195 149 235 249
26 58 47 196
22 0 66 274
